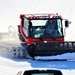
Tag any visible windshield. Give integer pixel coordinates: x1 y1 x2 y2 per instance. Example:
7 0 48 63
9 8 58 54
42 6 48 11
30 19 63 38
31 20 47 26
31 73 54 75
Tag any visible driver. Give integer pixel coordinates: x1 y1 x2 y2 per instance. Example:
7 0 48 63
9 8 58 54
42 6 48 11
46 20 61 37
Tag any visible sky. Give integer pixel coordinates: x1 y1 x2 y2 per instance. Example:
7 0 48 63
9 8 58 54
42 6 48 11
0 0 75 40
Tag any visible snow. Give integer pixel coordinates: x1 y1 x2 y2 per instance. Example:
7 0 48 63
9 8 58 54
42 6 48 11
0 37 75 75
0 57 32 75
0 0 75 75
0 57 75 75
0 31 75 75
0 39 75 75
0 39 75 74
35 53 75 60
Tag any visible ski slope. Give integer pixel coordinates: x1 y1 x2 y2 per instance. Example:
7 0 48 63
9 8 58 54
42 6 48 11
0 0 75 75
0 39 75 75
0 57 32 75
0 57 75 75
0 34 75 75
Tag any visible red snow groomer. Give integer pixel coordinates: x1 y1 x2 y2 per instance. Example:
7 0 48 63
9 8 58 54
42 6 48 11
18 13 75 58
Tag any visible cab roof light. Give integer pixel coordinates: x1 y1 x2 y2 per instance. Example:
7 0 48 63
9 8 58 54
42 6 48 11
20 13 61 19
20 14 25 18
56 13 58 16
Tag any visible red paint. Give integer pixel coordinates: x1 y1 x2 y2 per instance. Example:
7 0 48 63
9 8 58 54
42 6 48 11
20 14 64 45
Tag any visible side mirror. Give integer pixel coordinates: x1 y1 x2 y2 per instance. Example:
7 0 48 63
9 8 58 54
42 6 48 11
65 20 69 27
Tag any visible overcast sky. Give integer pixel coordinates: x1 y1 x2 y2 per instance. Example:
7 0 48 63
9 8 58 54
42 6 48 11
0 0 75 40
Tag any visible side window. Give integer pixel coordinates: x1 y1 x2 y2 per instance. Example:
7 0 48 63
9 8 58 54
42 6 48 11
23 18 29 37
57 19 62 36
23 18 29 29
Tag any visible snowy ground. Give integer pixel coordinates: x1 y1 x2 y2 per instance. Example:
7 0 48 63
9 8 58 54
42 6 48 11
0 34 75 75
0 57 32 75
0 57 75 75
0 0 75 74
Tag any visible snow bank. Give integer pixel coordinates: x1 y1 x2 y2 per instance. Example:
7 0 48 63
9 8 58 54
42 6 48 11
35 53 75 60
